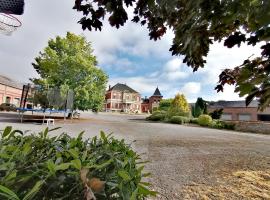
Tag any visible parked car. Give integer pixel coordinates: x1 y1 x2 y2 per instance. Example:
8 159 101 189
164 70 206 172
0 103 17 112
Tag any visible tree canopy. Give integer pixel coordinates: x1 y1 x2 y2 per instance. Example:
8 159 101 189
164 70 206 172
74 0 270 110
32 32 108 111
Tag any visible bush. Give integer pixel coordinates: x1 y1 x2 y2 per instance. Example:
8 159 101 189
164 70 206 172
198 114 212 126
189 118 198 124
170 116 190 124
209 109 223 120
210 120 236 130
0 127 156 200
166 108 190 119
146 111 166 121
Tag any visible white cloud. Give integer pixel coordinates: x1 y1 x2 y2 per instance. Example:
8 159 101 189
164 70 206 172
181 82 201 95
198 42 262 85
157 58 191 80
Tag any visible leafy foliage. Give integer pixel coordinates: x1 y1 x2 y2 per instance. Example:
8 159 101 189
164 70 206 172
168 93 190 116
210 120 235 130
74 0 270 110
0 127 156 200
158 99 172 111
209 109 224 120
170 116 189 124
32 32 108 111
198 115 213 126
192 98 208 118
146 111 166 121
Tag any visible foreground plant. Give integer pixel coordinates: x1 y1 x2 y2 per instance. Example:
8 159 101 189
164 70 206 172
0 127 156 200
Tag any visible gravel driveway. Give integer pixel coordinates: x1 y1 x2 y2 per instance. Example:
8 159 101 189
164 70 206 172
0 112 270 199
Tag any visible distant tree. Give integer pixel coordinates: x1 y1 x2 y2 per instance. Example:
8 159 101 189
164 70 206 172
32 32 108 111
159 99 173 111
74 0 270 110
192 97 208 117
209 109 224 120
167 94 190 117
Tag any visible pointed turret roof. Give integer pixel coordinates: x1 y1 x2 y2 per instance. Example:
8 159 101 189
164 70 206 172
152 87 162 96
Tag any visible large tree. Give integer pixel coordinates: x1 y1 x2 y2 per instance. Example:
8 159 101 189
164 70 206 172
74 0 270 110
32 32 108 111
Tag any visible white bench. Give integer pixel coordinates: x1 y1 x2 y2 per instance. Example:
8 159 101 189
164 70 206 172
43 118 55 126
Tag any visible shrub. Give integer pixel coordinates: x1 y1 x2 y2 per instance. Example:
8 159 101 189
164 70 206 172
198 114 212 126
147 113 165 121
170 116 190 124
0 127 156 200
159 99 172 111
166 108 190 119
189 118 199 124
209 109 223 120
146 111 166 121
210 120 236 130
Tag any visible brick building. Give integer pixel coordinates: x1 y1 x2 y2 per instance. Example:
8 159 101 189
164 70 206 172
208 100 270 121
104 83 141 112
0 75 23 106
141 87 163 113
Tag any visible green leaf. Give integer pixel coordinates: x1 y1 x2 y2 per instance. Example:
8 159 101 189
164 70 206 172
55 163 71 171
43 127 49 139
2 126 12 138
71 159 81 170
100 131 107 142
0 185 20 200
68 149 79 159
138 185 157 196
47 160 56 174
118 170 131 181
130 188 138 200
48 127 62 132
87 158 113 170
22 180 44 200
77 131 84 140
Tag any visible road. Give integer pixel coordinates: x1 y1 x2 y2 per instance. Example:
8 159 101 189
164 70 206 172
0 112 270 199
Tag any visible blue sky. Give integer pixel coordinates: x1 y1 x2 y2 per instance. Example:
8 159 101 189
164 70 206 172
0 0 261 102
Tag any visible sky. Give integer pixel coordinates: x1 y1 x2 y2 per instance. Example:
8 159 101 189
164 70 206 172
0 0 262 102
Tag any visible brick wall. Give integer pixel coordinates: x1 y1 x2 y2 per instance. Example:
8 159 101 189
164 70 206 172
232 121 270 134
208 107 270 121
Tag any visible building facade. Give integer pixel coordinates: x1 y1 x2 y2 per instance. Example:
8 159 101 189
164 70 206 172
0 75 22 106
104 83 141 113
141 87 163 113
208 100 270 121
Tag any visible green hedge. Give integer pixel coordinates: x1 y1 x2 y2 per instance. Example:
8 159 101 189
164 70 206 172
211 120 236 130
189 118 198 124
170 116 190 124
0 127 156 200
146 111 166 121
198 115 212 126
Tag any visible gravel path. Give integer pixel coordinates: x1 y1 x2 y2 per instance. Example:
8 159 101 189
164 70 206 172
0 112 270 199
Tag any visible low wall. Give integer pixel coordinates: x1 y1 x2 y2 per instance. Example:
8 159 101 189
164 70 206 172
232 121 270 134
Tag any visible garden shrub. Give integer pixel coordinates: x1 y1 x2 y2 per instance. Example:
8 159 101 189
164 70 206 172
210 120 236 130
189 118 199 124
146 110 166 121
170 116 190 124
209 109 223 120
166 108 190 119
0 127 156 200
198 114 212 126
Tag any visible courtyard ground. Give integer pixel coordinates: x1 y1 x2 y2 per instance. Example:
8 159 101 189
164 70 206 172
0 112 269 199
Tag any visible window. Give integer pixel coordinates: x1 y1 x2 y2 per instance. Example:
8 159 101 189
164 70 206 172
238 114 251 121
113 93 116 99
5 96 11 103
221 113 232 120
